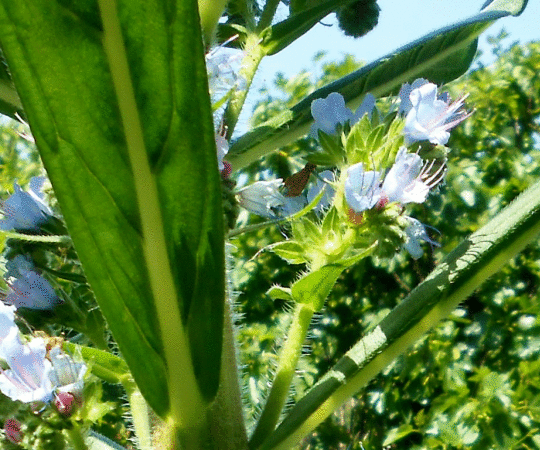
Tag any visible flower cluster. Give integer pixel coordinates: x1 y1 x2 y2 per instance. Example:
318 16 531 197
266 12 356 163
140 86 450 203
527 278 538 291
344 147 445 258
237 78 469 260
340 80 467 257
0 303 86 408
1 178 60 310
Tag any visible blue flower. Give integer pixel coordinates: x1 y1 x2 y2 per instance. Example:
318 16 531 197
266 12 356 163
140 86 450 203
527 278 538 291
3 255 60 310
237 179 306 218
0 332 55 403
401 82 471 145
0 332 86 405
0 177 52 232
403 217 440 259
398 78 429 115
310 93 376 138
0 302 17 344
215 131 229 172
381 147 446 205
206 45 246 107
48 346 87 400
344 163 383 213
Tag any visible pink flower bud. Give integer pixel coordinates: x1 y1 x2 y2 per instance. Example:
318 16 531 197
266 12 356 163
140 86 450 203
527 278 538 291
4 418 23 444
55 391 82 417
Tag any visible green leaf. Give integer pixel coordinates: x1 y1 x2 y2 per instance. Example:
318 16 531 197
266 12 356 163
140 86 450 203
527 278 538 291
0 0 225 422
268 241 308 264
259 0 357 56
321 207 340 236
308 130 346 167
228 2 525 171
382 424 416 446
291 264 345 310
63 342 130 385
260 166 540 450
0 53 22 120
288 183 328 220
482 0 528 15
289 239 374 310
292 217 322 244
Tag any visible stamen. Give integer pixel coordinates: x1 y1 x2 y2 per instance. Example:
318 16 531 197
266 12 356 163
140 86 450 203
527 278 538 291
421 160 447 188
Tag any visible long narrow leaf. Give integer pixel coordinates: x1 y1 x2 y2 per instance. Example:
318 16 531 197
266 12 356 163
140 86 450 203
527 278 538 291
227 1 525 171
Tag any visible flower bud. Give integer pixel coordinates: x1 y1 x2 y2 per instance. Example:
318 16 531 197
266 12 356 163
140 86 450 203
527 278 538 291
4 418 23 444
54 392 81 417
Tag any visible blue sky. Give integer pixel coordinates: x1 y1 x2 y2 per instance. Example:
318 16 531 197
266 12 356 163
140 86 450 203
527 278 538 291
240 0 538 118
257 0 539 82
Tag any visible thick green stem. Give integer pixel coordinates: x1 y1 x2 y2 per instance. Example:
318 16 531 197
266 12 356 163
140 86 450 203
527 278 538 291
208 296 249 449
125 383 153 450
223 34 265 140
249 302 315 448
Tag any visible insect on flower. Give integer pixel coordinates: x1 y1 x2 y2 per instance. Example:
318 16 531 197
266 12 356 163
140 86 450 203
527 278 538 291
284 163 317 197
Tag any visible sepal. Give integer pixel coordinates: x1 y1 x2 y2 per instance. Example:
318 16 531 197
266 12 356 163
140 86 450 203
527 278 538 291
267 285 294 302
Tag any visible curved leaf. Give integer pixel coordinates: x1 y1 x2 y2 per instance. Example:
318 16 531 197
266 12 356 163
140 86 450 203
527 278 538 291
63 342 130 385
227 1 526 171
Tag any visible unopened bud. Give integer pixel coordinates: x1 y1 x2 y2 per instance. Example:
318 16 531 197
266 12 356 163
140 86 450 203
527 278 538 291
4 418 23 444
376 196 389 209
55 392 81 417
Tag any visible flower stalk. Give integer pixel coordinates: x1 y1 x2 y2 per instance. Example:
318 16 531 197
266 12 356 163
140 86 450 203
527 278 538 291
223 34 266 141
249 302 315 448
125 382 153 450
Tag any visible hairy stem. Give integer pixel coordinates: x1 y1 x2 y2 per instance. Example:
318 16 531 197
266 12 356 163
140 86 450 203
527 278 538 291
249 302 314 448
223 33 265 141
63 423 88 450
126 383 153 450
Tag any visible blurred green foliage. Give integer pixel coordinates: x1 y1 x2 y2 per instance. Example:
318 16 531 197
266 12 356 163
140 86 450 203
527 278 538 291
0 119 42 192
231 37 540 449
